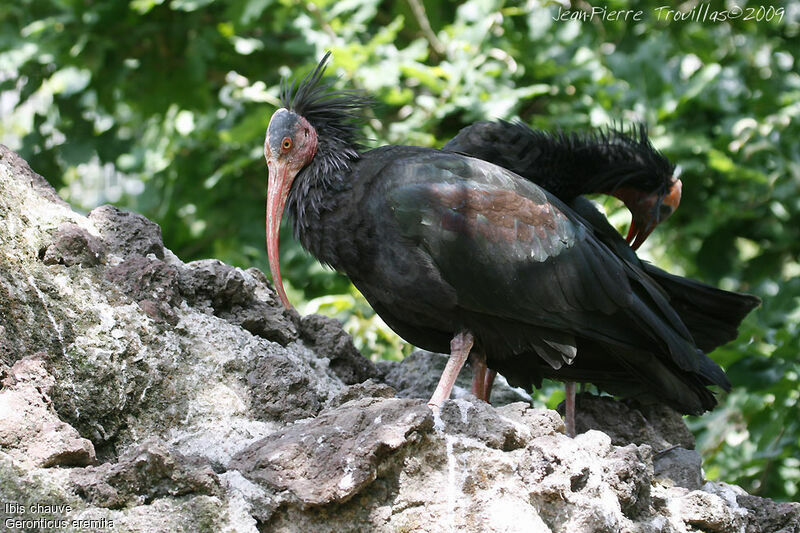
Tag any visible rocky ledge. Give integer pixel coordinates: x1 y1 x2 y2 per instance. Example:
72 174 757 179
0 144 797 532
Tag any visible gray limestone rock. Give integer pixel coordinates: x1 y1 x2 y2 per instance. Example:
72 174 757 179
88 204 165 260
41 223 106 267
105 255 182 324
246 350 324 423
69 439 221 509
564 392 696 450
325 379 397 409
0 355 96 468
438 398 561 451
230 397 432 509
179 259 300 345
299 313 380 385
654 447 704 490
737 493 800 533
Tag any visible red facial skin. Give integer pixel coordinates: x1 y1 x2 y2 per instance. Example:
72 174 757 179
614 177 682 250
264 109 318 309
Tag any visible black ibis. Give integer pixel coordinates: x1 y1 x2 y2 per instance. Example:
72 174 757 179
443 120 760 433
264 54 734 432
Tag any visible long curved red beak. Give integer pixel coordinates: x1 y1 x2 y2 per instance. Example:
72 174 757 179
619 178 682 250
625 216 656 251
266 159 295 309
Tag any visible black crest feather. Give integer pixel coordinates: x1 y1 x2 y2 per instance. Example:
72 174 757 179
509 120 675 195
279 51 370 150
279 53 371 255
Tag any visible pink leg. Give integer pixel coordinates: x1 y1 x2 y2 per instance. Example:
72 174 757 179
484 369 497 403
564 381 576 438
471 351 488 401
428 330 474 412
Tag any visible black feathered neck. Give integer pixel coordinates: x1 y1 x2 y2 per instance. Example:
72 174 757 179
448 120 675 202
508 121 675 200
279 53 371 251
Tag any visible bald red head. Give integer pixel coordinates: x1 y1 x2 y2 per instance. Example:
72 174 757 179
264 108 318 308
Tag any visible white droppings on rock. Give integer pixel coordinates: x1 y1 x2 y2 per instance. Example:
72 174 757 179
453 398 472 424
444 434 458 532
432 408 446 434
493 373 533 402
574 429 613 454
337 472 356 492
451 384 471 399
487 495 551 532
106 253 124 266
27 274 67 358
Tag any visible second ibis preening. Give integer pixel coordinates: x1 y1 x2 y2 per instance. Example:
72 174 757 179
264 54 737 433
443 121 760 433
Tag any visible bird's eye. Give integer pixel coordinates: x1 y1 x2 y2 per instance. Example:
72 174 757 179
282 137 293 151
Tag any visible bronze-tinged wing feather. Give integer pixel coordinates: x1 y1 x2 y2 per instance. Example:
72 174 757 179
393 181 575 261
386 153 644 318
386 153 664 335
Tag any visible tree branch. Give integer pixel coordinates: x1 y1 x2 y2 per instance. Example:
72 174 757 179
406 0 445 57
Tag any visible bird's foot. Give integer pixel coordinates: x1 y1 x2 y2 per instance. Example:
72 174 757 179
427 329 474 409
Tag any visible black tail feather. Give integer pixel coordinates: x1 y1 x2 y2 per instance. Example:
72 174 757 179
642 263 761 353
571 196 760 354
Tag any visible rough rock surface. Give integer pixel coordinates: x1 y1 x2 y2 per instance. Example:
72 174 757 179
0 355 96 469
0 144 797 532
561 393 696 451
69 439 221 509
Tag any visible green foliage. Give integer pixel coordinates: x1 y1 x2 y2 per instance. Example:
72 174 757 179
2 0 798 500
